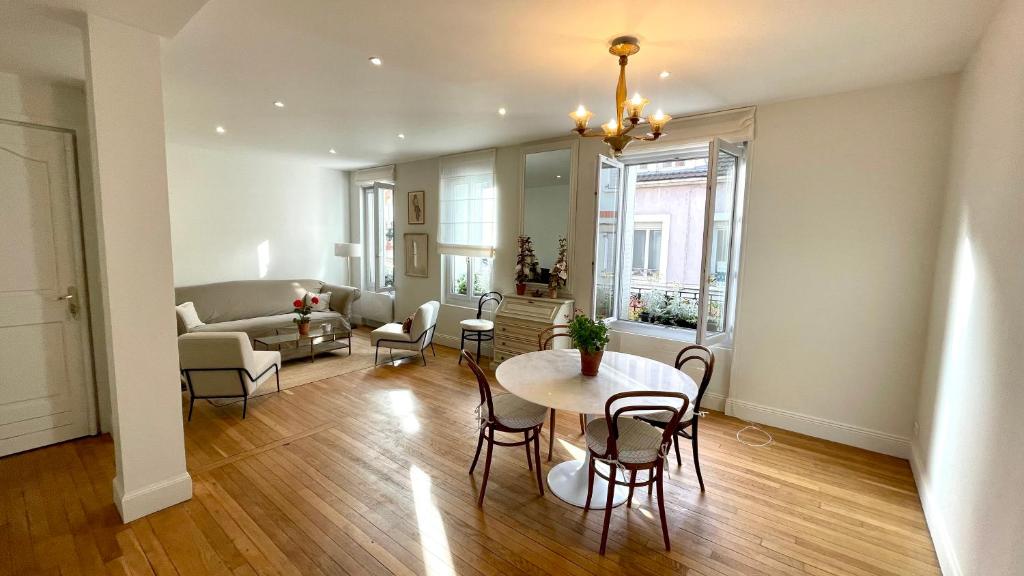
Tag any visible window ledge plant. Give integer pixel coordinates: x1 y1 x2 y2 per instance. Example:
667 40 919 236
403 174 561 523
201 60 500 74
568 311 610 376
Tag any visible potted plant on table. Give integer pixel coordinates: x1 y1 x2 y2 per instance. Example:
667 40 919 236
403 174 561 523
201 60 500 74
292 294 320 336
547 236 568 298
515 235 539 295
568 311 610 376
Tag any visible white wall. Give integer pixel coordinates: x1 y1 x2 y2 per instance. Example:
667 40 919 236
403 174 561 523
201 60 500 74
728 75 959 457
166 143 349 287
913 0 1024 573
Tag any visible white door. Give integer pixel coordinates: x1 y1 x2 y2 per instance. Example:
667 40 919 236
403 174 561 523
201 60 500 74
0 120 95 456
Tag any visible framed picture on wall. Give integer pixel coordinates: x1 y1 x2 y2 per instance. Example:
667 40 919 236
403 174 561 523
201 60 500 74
408 190 425 225
404 233 429 277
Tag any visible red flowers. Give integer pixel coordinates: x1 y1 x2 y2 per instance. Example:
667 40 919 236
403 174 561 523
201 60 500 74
293 299 303 308
311 296 320 305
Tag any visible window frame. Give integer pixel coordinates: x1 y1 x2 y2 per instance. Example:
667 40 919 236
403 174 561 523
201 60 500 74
595 141 747 345
443 255 493 307
362 182 396 293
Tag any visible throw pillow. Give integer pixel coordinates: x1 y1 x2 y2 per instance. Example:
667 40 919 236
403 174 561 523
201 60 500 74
401 314 415 333
175 301 204 331
307 292 331 312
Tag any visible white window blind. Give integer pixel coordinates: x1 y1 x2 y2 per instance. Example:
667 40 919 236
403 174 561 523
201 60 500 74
438 149 496 257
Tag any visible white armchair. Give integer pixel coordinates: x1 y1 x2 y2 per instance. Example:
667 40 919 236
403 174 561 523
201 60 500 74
371 300 440 366
178 332 281 420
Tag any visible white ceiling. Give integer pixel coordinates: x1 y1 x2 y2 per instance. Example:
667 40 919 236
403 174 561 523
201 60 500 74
3 0 1000 170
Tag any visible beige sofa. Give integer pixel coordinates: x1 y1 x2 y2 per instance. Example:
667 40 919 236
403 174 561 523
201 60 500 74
175 279 360 342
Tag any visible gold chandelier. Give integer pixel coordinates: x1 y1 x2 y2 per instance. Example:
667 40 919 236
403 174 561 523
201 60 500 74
568 36 671 156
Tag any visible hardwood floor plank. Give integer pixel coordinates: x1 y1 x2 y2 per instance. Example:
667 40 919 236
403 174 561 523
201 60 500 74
0 336 940 575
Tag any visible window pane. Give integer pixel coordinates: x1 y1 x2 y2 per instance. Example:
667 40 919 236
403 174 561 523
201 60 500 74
632 229 646 272
472 257 492 296
648 229 661 271
594 160 622 320
705 149 737 335
450 256 469 295
363 188 376 290
379 186 395 289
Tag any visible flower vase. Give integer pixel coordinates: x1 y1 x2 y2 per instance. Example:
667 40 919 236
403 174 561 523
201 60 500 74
516 283 526 296
298 320 311 336
580 349 604 376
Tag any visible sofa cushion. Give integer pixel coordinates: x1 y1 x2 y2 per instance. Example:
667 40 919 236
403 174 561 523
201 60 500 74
175 279 325 324
175 301 205 332
308 292 331 312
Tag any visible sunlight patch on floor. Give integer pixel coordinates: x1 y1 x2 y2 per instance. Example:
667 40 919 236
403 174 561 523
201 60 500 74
388 389 421 433
410 465 455 576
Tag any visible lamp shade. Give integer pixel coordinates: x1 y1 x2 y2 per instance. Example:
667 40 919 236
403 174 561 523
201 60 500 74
334 242 362 258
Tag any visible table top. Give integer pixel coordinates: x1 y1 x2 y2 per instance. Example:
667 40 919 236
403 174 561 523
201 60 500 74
254 327 349 345
495 349 697 415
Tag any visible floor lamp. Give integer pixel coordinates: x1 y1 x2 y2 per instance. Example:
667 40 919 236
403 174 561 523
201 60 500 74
334 242 362 287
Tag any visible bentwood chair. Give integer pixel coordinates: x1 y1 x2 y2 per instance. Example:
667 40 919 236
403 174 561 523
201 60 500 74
636 345 715 491
458 291 502 365
178 332 281 420
537 325 586 460
463 351 547 506
585 390 690 554
370 300 439 366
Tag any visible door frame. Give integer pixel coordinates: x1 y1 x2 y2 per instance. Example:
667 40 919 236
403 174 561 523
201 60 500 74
0 118 99 438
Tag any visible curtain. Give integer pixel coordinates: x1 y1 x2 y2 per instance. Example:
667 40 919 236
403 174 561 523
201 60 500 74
437 149 496 257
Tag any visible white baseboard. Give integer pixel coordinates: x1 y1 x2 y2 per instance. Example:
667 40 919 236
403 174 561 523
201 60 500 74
112 471 192 523
910 443 962 576
700 391 727 412
724 398 911 459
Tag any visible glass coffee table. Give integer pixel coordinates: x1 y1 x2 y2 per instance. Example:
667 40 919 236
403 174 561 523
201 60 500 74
254 326 351 362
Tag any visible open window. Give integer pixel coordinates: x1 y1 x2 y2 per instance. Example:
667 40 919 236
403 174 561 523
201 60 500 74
592 139 747 344
362 182 395 292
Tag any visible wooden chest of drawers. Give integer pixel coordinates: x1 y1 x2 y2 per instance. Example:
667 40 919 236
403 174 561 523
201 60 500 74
493 295 574 365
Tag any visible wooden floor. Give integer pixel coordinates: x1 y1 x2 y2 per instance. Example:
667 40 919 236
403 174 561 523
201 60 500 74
0 341 939 575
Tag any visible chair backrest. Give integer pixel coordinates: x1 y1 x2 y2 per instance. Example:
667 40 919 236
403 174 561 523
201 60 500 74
603 391 690 460
462 351 495 421
674 345 715 412
178 332 256 396
476 291 502 319
411 300 441 341
537 324 571 350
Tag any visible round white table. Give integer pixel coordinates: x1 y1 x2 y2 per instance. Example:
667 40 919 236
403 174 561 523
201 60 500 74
495 349 696 509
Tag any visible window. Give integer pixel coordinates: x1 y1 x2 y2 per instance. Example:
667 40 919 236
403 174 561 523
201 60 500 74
363 183 395 292
594 140 746 343
445 256 493 301
439 150 497 304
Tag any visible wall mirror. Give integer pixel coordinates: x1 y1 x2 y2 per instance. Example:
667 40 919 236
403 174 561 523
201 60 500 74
520 142 577 294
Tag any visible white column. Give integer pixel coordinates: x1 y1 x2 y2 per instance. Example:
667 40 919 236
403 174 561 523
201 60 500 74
84 14 191 522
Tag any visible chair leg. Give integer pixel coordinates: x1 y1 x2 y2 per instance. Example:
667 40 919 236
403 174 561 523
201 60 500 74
458 331 466 365
673 433 682 467
547 409 556 461
430 342 436 356
579 413 586 435
274 365 280 392
533 428 544 496
241 395 248 419
525 431 533 471
469 429 484 474
374 344 380 366
187 395 195 422
476 336 482 364
420 349 427 366
599 463 617 555
584 457 596 510
627 470 637 507
656 460 670 551
478 428 495 507
692 420 705 492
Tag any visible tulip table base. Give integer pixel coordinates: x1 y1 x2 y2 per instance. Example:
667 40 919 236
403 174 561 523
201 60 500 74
547 453 629 509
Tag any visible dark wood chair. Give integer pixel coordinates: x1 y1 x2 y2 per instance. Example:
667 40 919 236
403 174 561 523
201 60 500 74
463 351 546 506
584 390 690 554
537 325 586 461
636 345 715 491
458 291 502 365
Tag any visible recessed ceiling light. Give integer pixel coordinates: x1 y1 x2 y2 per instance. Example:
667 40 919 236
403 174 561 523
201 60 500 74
329 148 337 154
659 70 671 79
556 174 562 179
369 56 382 66
397 133 405 139
215 125 226 134
273 100 285 108
498 107 507 116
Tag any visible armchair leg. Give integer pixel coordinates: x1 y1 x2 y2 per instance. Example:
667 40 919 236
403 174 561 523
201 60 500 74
242 395 248 419
374 344 380 366
274 365 280 393
430 342 436 356
420 349 427 366
187 396 195 422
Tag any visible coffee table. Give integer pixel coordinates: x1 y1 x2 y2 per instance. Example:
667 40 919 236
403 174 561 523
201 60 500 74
254 326 351 362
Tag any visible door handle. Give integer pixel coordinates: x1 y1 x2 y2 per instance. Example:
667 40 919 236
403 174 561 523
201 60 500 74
57 286 79 317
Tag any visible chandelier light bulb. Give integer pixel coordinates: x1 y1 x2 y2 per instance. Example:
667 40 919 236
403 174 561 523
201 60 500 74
601 118 620 137
568 105 593 132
